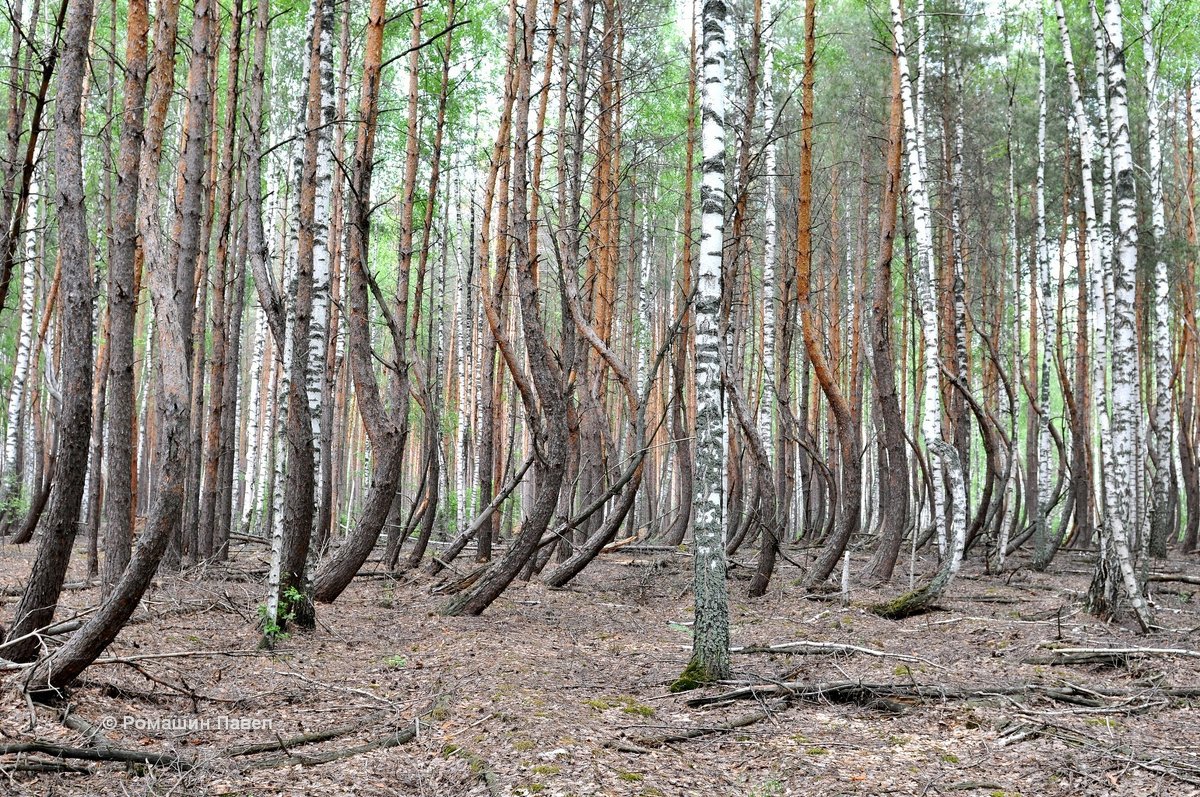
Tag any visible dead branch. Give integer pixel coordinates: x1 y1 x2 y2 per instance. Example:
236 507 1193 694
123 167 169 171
731 640 940 668
1025 645 1200 666
0 740 187 768
613 698 790 749
243 695 449 769
1147 573 1200 586
998 720 1200 787
224 711 387 757
0 759 94 774
685 679 1200 711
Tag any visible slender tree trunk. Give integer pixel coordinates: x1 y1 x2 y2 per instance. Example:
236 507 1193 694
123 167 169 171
99 0 151 595
1087 0 1151 631
874 0 967 619
1142 0 1172 557
675 0 731 687
441 0 568 618
866 49 910 583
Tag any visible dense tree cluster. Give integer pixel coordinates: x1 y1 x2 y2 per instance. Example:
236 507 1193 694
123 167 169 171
0 0 1196 692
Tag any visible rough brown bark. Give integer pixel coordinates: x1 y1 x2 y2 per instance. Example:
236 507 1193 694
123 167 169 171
795 0 861 587
0 0 95 663
865 51 911 583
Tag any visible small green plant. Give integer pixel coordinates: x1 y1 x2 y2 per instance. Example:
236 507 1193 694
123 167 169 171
618 772 644 782
805 746 828 756
0 492 29 520
384 654 408 669
513 739 535 752
749 779 784 797
531 764 561 775
941 753 960 764
621 702 655 717
258 586 305 646
256 602 290 645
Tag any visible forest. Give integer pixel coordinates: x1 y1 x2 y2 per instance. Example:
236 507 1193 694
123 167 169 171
0 0 1198 791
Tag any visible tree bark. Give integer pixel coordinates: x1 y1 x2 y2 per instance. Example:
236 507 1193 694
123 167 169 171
0 0 95 662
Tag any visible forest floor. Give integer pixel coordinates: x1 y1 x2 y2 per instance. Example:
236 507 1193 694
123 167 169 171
1 541 1199 796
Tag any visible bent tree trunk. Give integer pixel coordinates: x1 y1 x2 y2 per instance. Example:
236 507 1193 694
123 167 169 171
308 0 404 604
0 0 96 663
440 0 568 617
872 0 968 620
102 0 151 597
24 215 193 697
794 0 862 589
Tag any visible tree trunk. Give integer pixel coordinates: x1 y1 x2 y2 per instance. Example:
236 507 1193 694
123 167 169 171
0 0 95 662
674 0 731 687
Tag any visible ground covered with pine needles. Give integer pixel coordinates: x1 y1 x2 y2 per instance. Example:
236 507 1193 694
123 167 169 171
1 542 1199 796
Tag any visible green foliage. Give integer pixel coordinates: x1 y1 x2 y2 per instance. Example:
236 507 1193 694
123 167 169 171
258 585 305 647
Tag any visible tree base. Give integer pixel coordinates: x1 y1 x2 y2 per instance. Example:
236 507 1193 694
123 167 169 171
669 656 720 693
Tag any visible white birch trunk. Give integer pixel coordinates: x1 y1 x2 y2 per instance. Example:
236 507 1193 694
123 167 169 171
307 0 335 487
240 303 267 530
1035 11 1055 558
1142 0 1171 554
890 0 966 577
686 0 731 684
3 170 39 497
636 186 654 392
1093 0 1152 630
758 0 776 462
1053 0 1108 538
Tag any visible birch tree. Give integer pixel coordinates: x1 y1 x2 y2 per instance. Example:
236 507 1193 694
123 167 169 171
874 0 968 619
1087 0 1152 631
1142 0 1172 558
674 0 731 688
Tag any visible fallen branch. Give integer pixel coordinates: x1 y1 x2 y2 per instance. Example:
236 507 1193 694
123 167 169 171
243 695 449 769
0 740 187 769
685 679 1200 711
731 640 939 668
998 720 1200 787
1147 573 1200 586
225 711 388 757
614 699 790 749
0 759 93 774
1025 645 1200 666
